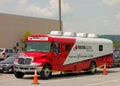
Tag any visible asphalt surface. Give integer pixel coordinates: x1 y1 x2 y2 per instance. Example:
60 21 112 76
0 67 120 86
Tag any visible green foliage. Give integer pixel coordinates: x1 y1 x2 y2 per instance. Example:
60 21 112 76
99 35 120 41
99 35 120 48
20 31 32 51
22 31 32 42
113 41 120 48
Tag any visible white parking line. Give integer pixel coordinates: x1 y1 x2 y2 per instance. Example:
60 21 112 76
0 79 20 83
84 79 120 86
40 76 81 84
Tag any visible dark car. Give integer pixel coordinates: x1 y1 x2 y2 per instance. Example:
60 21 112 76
0 55 18 73
112 49 120 67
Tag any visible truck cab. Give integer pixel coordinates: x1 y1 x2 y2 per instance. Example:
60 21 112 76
14 33 74 79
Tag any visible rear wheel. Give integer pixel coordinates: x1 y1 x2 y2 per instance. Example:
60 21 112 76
40 65 52 79
90 62 96 74
14 71 24 78
118 62 120 67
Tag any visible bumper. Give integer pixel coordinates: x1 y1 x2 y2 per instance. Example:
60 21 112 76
0 66 13 73
14 65 43 73
0 67 3 72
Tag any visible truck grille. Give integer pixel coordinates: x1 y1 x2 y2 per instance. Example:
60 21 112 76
18 58 32 65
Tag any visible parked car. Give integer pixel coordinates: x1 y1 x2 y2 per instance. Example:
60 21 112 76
0 55 18 73
0 48 16 60
112 49 120 67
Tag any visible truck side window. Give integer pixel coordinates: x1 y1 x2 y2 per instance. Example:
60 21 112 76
99 45 103 51
54 43 60 54
50 43 54 52
65 44 71 51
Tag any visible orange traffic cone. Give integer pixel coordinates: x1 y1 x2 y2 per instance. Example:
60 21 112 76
33 69 39 84
103 64 107 75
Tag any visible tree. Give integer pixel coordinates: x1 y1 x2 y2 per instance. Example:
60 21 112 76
22 31 32 42
21 31 32 51
113 41 120 48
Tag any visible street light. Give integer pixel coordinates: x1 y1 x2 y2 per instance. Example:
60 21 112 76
59 0 62 31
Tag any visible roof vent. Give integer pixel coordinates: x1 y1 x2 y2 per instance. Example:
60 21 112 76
76 33 87 38
63 32 76 37
50 31 62 36
87 34 98 38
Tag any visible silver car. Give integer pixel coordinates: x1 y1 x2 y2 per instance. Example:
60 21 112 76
0 48 16 60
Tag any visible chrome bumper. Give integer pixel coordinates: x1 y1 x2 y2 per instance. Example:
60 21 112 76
14 65 43 73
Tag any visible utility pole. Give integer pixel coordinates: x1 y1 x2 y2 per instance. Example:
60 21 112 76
59 0 62 31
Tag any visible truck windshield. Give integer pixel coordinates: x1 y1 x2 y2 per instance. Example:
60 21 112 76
25 42 52 52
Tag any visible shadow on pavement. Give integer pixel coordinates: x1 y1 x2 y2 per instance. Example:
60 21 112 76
22 68 120 80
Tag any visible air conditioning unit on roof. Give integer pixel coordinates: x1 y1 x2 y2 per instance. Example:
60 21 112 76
76 33 87 38
87 34 98 38
63 32 76 37
50 31 62 36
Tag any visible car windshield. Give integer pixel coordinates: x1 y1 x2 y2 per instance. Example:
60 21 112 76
3 56 18 62
114 50 120 58
25 42 52 52
0 48 4 52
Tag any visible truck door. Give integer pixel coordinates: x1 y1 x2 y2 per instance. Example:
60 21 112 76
53 42 62 67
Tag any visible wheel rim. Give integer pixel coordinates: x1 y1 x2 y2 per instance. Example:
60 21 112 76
91 65 95 73
8 68 13 72
44 68 50 78
91 63 96 73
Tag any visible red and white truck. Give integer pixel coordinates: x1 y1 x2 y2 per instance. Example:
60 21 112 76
14 31 113 79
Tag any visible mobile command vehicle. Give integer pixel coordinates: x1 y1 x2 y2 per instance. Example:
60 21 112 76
14 31 113 79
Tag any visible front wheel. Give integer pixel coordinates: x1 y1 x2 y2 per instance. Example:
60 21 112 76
14 71 24 78
40 65 52 79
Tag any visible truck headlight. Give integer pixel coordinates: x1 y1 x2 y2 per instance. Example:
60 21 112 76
31 63 41 66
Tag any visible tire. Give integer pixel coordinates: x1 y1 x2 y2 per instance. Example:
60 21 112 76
14 71 24 78
89 62 96 74
119 63 120 67
40 65 52 79
0 70 3 73
117 62 120 67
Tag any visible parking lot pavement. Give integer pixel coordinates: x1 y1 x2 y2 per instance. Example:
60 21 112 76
0 68 120 86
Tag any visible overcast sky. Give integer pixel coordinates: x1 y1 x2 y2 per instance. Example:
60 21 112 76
0 0 120 35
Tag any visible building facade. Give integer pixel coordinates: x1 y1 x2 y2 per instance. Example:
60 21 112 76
0 13 60 48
